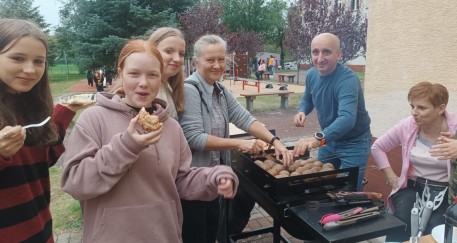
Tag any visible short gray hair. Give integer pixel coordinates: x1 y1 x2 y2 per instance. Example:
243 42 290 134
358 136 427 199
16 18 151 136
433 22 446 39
193 34 227 58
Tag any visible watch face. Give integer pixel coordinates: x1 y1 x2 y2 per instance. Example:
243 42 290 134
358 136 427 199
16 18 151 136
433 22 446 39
315 132 325 140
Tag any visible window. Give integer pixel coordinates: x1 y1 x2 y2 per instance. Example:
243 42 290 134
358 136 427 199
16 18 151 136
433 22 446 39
351 0 360 10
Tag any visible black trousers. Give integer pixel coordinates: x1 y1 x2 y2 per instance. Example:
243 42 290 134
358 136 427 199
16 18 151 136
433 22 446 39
181 198 220 243
387 178 449 242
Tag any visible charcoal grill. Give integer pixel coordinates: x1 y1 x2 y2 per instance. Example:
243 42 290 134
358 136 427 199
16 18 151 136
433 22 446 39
229 147 405 243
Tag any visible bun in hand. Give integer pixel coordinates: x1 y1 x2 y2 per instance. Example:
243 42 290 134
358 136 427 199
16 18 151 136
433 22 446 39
138 107 162 132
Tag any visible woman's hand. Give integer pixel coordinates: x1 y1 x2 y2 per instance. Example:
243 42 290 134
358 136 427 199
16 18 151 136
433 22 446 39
272 140 293 167
127 115 163 147
386 175 399 189
237 139 265 154
0 126 26 158
217 178 235 198
430 136 457 160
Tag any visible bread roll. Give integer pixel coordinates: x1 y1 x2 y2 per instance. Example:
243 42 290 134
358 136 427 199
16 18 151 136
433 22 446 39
138 107 162 132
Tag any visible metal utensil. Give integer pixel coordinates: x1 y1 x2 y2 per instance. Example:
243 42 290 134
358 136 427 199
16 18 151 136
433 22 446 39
23 116 51 129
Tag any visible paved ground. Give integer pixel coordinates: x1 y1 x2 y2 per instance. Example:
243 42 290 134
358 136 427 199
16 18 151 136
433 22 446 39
54 76 387 243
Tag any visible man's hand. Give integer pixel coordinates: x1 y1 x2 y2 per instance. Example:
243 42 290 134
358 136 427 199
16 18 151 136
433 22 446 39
293 137 320 157
293 112 306 127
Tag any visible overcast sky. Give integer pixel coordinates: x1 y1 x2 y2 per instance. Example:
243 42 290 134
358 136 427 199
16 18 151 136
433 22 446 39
33 0 61 27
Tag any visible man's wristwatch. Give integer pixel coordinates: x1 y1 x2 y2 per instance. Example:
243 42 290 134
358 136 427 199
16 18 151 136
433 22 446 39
314 132 326 147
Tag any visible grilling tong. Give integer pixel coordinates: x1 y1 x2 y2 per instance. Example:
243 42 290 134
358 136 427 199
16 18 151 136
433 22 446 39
320 206 381 231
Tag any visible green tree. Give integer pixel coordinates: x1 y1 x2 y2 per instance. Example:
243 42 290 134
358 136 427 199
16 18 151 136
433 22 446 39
220 0 287 63
0 0 49 31
284 0 367 64
57 0 194 71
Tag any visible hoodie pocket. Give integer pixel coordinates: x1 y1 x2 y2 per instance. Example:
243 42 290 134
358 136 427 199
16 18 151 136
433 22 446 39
93 201 181 242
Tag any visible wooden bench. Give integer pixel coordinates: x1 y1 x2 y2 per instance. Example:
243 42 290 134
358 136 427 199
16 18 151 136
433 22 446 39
262 71 270 80
277 73 296 83
241 79 261 92
240 90 295 112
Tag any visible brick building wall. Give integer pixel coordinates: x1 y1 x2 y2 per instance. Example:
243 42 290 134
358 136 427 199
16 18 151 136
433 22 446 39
365 1 457 137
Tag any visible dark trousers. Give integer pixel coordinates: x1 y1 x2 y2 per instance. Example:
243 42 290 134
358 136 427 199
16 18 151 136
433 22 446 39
387 178 449 242
181 198 220 243
228 186 255 235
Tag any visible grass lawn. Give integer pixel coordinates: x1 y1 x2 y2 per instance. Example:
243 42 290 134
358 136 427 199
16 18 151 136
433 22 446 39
49 65 85 234
49 64 82 97
49 167 83 234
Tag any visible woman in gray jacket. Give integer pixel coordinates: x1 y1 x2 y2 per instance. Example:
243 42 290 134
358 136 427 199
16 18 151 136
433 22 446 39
179 34 293 243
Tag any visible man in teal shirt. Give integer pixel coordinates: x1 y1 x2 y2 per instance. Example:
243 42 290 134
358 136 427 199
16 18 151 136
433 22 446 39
293 33 371 191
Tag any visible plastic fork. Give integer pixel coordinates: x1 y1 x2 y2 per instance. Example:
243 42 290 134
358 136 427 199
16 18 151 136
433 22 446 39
23 116 51 129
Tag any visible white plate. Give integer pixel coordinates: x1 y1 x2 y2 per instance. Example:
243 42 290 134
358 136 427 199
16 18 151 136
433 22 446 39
431 224 445 243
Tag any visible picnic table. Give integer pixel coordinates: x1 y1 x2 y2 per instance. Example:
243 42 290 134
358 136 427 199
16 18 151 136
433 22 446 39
277 73 296 83
240 90 295 112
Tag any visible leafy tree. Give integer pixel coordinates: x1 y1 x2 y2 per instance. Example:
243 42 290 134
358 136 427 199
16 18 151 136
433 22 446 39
284 0 330 64
0 0 49 31
226 31 264 58
57 0 194 71
220 0 267 33
179 1 228 56
179 1 264 59
284 0 367 64
220 0 287 62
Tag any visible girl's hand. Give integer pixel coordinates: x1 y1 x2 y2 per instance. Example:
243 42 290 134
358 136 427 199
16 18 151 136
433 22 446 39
127 115 163 147
0 126 26 158
217 178 235 198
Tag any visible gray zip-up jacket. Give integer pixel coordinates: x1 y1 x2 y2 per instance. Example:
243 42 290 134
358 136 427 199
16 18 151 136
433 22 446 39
179 71 256 167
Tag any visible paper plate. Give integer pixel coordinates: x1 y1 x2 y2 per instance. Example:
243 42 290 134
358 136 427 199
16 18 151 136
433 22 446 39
60 93 96 106
431 224 445 243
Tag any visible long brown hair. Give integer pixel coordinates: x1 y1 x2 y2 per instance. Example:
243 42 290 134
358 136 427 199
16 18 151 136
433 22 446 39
148 27 186 114
0 19 57 146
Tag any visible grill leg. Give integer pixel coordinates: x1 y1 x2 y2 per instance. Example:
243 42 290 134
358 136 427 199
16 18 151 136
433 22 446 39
273 219 291 243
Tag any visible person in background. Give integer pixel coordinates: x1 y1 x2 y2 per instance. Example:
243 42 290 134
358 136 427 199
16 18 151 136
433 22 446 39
105 68 113 88
0 18 86 242
372 82 457 241
293 33 371 191
255 59 266 80
179 34 293 243
61 39 238 243
274 56 279 71
86 69 94 87
94 70 104 92
267 54 274 76
148 27 186 120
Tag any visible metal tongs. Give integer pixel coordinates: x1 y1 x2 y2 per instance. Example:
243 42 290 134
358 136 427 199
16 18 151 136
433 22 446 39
320 206 381 231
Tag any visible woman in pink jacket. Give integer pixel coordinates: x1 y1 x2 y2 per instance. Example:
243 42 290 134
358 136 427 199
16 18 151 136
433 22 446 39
61 39 238 243
371 81 457 241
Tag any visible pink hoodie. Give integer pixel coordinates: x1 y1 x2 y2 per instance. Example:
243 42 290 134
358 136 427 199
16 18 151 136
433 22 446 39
61 93 238 242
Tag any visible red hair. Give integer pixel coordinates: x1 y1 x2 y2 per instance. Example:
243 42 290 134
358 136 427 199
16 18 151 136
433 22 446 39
117 39 163 74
